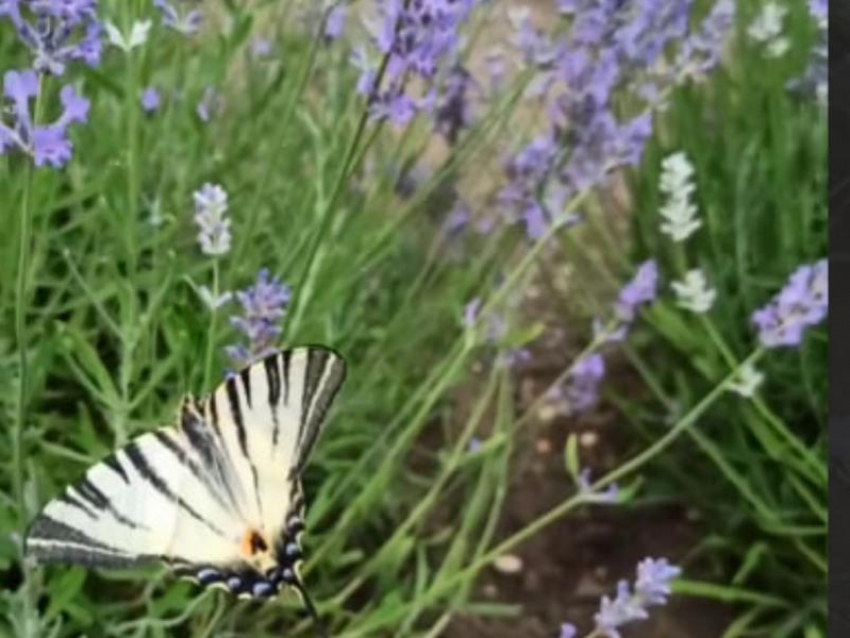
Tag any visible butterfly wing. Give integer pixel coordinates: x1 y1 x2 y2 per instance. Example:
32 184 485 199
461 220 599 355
25 428 244 569
25 346 346 598
202 347 346 545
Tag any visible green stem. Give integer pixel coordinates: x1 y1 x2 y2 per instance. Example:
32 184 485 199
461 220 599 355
286 48 396 336
700 316 825 483
14 161 34 526
338 350 764 638
233 4 338 265
125 34 140 276
14 72 48 638
203 260 220 390
14 70 48 525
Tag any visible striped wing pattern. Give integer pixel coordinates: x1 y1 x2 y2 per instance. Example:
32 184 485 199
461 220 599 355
25 346 346 600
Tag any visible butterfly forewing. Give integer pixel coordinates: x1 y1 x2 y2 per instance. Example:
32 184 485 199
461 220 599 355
25 430 238 568
25 346 346 600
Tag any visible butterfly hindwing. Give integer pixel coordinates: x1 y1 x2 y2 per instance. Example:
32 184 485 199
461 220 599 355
25 345 346 602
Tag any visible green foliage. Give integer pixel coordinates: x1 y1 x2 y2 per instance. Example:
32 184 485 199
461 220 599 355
617 4 827 634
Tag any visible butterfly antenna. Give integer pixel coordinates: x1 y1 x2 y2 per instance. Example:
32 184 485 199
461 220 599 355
294 581 328 638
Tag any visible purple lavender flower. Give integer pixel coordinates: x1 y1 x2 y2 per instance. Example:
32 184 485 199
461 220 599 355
153 0 202 36
0 70 89 167
498 0 735 239
498 347 532 368
675 0 735 81
557 353 606 416
0 0 103 75
463 296 530 368
751 260 827 348
354 0 480 126
193 183 231 256
140 87 161 114
497 135 558 236
226 269 292 368
463 298 482 329
558 624 577 638
443 202 470 238
484 48 507 92
615 259 659 323
250 37 273 59
593 558 681 638
809 0 827 23
634 557 680 605
577 467 619 503
434 65 475 145
324 3 346 42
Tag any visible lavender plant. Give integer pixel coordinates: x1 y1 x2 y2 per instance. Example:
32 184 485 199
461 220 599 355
0 69 89 166
560 557 682 638
0 0 102 75
0 0 826 636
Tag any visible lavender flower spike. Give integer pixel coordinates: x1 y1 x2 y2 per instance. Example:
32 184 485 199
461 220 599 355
226 269 292 368
0 70 90 168
355 0 480 126
577 467 619 504
153 0 202 36
562 354 606 416
558 624 577 638
615 260 659 323
324 3 346 43
193 183 231 256
0 0 103 75
751 259 827 348
140 87 161 114
594 558 681 638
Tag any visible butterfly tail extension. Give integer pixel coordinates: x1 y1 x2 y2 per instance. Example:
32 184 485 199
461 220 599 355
293 579 329 638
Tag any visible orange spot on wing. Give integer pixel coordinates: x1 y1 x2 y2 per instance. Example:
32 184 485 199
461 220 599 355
240 530 269 558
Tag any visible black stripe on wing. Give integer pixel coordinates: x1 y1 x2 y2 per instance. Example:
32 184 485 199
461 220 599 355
223 378 264 520
123 441 228 538
57 492 97 520
180 406 246 518
27 542 157 568
26 516 159 568
73 478 146 530
294 347 346 474
281 350 292 406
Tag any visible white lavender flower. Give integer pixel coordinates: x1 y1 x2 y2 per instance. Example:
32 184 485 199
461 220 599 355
197 286 233 311
671 269 716 314
658 152 700 242
105 20 152 52
727 362 765 398
748 3 789 58
193 183 231 256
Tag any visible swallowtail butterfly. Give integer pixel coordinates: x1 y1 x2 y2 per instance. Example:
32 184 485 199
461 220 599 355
25 346 346 630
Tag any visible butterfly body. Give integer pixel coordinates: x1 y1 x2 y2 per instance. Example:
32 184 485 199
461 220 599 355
25 346 346 613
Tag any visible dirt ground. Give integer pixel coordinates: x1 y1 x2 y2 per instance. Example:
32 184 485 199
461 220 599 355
442 355 733 638
426 248 735 638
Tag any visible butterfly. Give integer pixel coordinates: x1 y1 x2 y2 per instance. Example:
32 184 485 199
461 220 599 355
25 346 346 630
